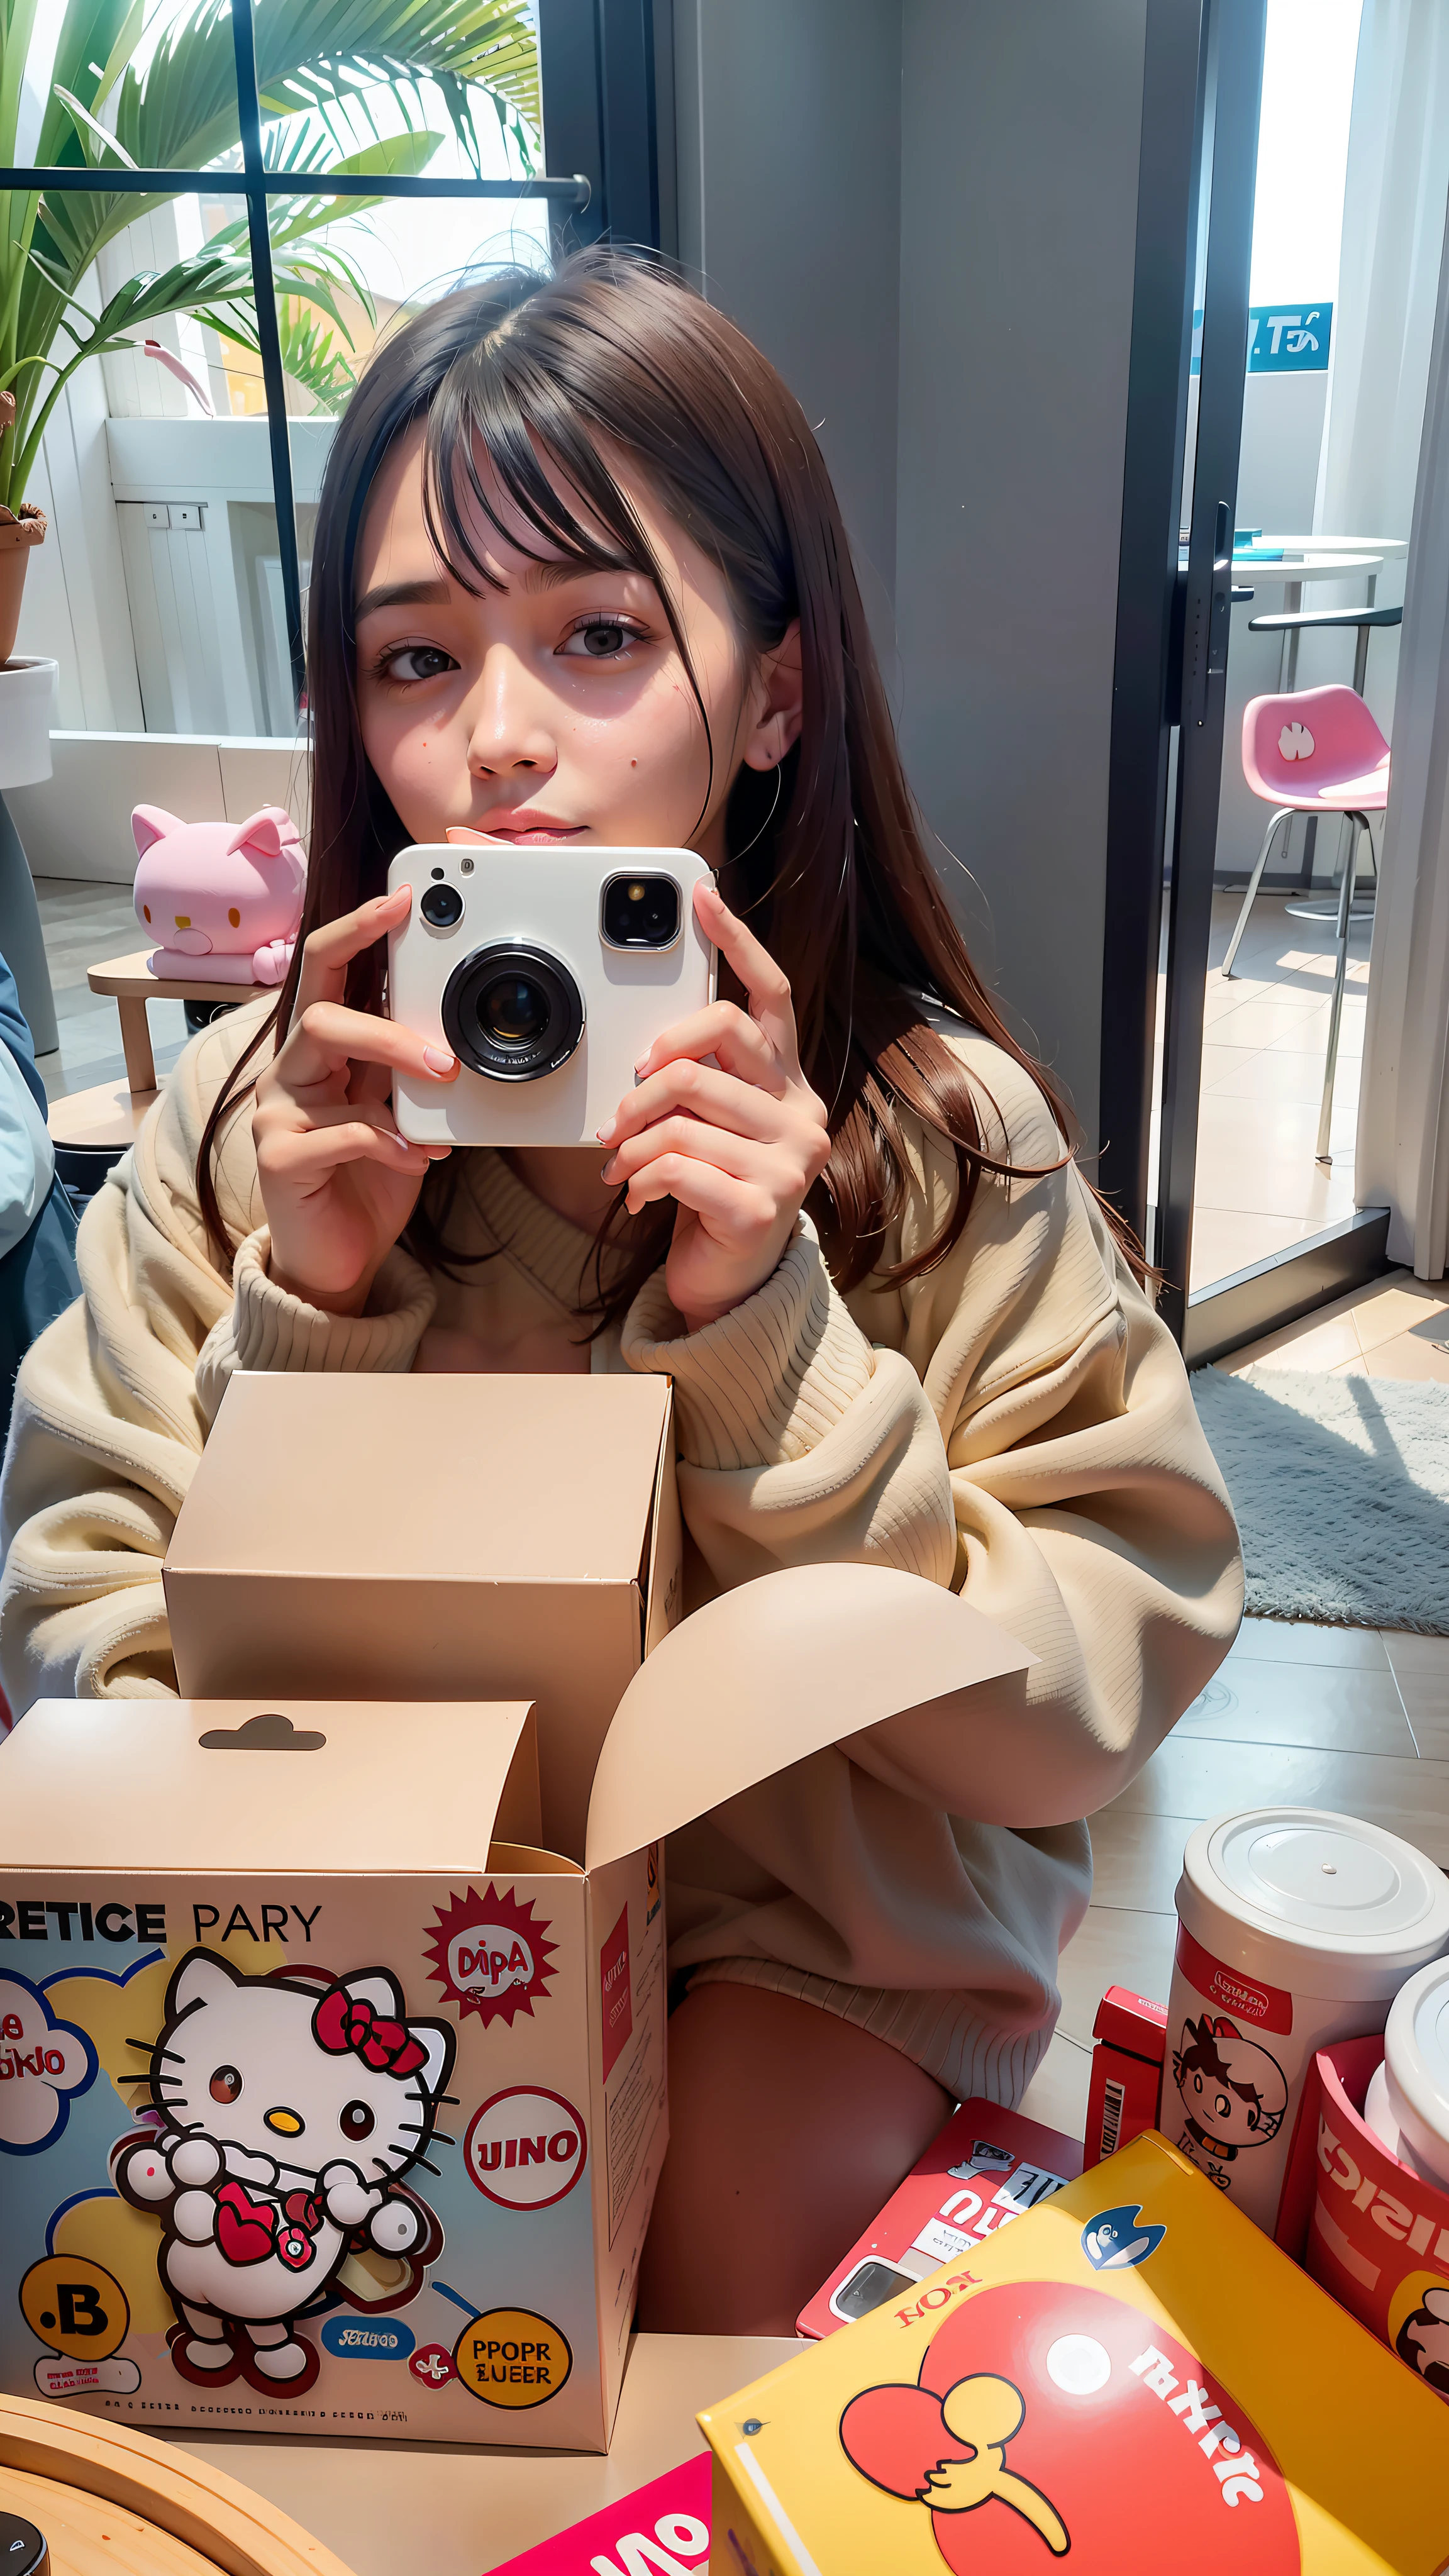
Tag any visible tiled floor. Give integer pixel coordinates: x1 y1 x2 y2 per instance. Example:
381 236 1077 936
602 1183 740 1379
1180 887 1371 1291
31 875 191 1102
1023 1267 1449 2142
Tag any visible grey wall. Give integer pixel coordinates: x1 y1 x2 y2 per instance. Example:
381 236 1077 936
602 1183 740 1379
894 1 1147 1128
672 0 902 643
672 0 1148 1133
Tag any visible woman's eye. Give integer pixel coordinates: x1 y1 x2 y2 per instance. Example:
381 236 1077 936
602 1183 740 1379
209 2066 242 2104
340 2100 375 2140
379 644 458 685
559 617 643 660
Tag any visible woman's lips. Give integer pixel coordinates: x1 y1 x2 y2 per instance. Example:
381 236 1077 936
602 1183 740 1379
447 819 586 845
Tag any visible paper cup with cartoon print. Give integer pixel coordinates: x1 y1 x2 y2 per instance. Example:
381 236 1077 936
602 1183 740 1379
1166 1807 1449 2234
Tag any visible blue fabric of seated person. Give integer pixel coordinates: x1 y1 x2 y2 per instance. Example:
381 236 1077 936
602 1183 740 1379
0 950 78 1454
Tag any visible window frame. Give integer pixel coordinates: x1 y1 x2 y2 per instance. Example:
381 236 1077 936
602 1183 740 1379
0 0 606 721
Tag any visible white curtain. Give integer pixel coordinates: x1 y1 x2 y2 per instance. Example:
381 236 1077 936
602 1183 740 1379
1355 182 1449 1273
1316 0 1449 550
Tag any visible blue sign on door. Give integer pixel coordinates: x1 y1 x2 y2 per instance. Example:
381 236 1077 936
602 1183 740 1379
1191 302 1333 376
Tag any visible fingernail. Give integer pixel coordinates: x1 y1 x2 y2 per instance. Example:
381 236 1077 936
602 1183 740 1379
633 1054 650 1075
423 1046 455 1073
601 1155 617 1182
596 1118 616 1143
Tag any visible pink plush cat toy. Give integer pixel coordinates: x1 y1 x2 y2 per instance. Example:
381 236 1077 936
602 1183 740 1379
133 804 306 985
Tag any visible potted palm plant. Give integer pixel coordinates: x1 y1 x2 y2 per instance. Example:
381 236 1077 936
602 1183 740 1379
0 0 540 659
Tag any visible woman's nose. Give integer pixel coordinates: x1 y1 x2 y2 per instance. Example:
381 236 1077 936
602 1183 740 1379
465 645 558 780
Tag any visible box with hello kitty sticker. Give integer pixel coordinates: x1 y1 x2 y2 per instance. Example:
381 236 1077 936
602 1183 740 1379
0 1566 1033 2451
0 1695 665 2451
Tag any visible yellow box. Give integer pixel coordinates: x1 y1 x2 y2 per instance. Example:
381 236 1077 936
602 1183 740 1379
699 2131 1449 2573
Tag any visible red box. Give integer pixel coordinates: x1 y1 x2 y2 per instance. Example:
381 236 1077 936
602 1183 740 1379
796 2097 1081 2340
1277 2032 1449 2401
1085 1984 1167 2167
491 2452 710 2573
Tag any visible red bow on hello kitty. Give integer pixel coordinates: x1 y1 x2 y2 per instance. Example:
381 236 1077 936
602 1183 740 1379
313 1987 426 2078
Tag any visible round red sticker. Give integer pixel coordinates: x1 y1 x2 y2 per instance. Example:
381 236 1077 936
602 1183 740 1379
425 1885 557 2028
838 2280 1300 2573
464 2087 587 2211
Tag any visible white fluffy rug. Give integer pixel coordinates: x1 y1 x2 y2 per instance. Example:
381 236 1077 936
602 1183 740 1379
1191 1364 1449 1632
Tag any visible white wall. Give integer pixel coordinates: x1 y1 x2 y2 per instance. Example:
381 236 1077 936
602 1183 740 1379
673 0 1150 1131
8 734 310 886
672 0 902 649
892 0 1148 1128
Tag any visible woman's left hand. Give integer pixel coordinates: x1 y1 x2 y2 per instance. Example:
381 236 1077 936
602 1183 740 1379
597 880 831 1333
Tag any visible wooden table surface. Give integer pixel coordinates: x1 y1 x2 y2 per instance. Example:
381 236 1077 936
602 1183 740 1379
167 2333 798 2576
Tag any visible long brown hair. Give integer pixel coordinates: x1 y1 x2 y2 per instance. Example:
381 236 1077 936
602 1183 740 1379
199 248 1098 1312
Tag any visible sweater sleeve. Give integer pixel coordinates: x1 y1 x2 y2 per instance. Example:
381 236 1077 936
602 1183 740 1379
0 1002 434 1713
620 1216 958 1586
623 1037 1243 1828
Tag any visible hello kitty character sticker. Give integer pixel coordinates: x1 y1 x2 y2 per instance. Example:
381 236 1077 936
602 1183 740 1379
132 803 306 985
113 1949 455 2397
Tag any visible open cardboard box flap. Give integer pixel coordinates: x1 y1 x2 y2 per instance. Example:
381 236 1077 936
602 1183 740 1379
586 1562 1036 1870
1 1699 541 1874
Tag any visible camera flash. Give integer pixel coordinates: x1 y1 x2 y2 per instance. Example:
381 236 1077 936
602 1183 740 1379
628 881 645 901
460 857 475 874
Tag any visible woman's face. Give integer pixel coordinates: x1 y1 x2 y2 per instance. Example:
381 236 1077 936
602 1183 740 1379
353 425 800 862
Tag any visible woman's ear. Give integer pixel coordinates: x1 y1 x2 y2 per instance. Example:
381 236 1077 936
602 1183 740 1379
741 619 803 771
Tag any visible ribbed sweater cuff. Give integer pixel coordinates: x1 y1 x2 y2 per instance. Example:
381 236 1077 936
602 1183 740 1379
620 1216 875 1470
230 1228 436 1373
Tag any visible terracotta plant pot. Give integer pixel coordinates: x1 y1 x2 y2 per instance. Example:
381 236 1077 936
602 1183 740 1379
0 504 45 665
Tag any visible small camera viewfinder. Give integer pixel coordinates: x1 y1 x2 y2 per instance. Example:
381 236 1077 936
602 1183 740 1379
601 873 681 950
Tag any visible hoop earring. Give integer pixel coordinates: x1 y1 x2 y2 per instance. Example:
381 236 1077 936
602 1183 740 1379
731 760 783 866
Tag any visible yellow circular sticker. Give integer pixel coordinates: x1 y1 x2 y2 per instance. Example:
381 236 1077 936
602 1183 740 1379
452 2306 572 2408
20 2255 129 2361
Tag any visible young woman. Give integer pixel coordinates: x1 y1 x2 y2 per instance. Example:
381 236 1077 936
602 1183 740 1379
0 251 1241 2333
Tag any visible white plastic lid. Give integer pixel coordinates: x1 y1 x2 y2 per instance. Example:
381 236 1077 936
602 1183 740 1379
1360 2058 1441 2184
1177 1807 1449 2004
1384 1958 1449 2189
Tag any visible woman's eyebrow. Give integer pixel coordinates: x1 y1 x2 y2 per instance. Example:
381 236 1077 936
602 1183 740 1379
353 576 453 622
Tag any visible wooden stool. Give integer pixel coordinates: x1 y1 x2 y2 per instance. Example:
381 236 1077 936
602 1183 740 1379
47 1072 155 1192
86 951 267 1097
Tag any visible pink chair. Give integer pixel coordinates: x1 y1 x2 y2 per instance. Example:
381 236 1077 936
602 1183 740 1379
1223 683 1390 1160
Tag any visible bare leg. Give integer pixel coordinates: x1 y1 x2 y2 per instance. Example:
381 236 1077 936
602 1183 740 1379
636 1984 951 2334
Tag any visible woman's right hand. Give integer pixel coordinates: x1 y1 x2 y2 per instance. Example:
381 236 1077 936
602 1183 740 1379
252 886 458 1315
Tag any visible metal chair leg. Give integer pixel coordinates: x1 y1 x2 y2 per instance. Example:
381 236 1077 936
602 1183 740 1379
1222 808 1291 977
1316 811 1367 1163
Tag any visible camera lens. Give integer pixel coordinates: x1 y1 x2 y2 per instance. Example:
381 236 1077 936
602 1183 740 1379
480 973 550 1046
442 942 584 1081
601 874 681 950
420 882 464 928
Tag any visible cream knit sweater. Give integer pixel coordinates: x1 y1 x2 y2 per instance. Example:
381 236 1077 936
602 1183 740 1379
0 999 1241 2104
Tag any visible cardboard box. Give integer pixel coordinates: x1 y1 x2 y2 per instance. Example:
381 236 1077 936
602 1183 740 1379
1084 1987 1167 2168
1276 2031 1449 2401
0 1562 1035 2451
699 2129 1449 2572
164 1372 684 1862
0 1696 664 2452
797 2099 1082 2339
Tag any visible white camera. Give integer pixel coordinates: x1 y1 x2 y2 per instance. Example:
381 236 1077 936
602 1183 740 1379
386 842 718 1148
